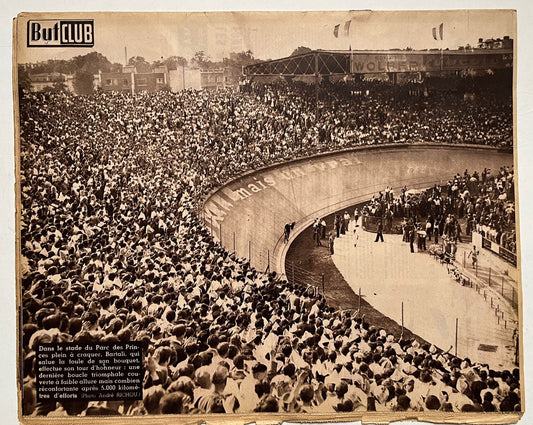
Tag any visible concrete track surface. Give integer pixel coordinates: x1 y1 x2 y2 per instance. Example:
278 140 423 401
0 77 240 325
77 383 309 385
203 144 513 275
333 223 516 370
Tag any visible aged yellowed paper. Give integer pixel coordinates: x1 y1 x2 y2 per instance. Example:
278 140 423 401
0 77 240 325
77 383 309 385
14 10 522 424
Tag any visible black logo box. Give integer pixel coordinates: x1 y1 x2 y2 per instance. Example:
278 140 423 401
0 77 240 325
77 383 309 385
27 19 94 47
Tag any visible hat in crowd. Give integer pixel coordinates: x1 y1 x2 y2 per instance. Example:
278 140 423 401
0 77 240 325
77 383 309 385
396 394 411 411
29 329 58 350
22 323 39 347
441 402 453 412
419 370 433 383
142 385 166 414
299 384 315 403
425 395 441 410
271 374 292 387
212 366 229 386
255 395 278 412
336 398 354 412
194 366 212 389
252 362 268 376
159 391 189 414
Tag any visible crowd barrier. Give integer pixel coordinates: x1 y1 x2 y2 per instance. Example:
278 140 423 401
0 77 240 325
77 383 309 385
217 228 272 274
286 261 325 297
473 231 517 267
430 245 518 326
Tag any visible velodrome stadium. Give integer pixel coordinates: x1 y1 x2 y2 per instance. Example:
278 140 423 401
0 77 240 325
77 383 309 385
16 11 521 421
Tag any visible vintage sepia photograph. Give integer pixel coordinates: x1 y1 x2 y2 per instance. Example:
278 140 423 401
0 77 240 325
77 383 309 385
13 9 523 423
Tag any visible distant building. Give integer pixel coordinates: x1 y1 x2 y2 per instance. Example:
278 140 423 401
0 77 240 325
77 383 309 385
29 72 72 92
200 69 227 90
64 74 75 93
477 36 513 50
169 67 201 91
97 65 169 93
98 72 133 93
168 67 229 91
123 65 136 74
19 63 37 71
93 73 103 91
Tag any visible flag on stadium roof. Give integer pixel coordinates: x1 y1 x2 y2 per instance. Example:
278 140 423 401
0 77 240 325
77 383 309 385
344 20 351 36
433 23 444 40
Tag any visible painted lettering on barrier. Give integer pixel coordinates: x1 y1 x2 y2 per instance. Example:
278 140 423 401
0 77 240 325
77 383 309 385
204 155 361 226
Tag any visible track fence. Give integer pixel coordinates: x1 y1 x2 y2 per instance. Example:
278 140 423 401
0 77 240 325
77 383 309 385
286 261 325 296
430 246 519 334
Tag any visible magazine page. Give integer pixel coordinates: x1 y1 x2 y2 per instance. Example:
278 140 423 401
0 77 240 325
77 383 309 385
13 9 523 424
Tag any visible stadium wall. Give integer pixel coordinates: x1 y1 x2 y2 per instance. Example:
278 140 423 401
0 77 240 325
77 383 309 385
203 144 513 279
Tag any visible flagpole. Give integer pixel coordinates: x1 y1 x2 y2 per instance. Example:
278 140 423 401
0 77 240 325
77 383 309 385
315 52 319 122
350 46 353 75
440 23 444 72
347 19 353 75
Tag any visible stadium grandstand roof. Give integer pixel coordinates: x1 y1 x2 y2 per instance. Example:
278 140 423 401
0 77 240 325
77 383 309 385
243 48 513 77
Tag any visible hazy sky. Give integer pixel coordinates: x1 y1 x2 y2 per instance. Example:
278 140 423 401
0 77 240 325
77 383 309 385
16 10 516 65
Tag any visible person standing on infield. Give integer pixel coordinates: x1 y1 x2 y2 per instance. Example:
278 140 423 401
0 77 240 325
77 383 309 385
374 219 384 242
468 245 479 268
328 232 335 254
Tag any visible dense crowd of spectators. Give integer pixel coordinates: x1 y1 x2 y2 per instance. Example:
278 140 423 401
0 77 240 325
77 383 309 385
19 80 519 417
246 78 512 148
361 166 516 253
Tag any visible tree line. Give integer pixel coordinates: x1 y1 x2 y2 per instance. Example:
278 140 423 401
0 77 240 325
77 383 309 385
18 49 262 95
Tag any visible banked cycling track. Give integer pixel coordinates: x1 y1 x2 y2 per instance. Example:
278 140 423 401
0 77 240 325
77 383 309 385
203 144 513 278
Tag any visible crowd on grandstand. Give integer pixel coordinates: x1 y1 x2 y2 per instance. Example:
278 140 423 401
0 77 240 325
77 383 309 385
246 79 512 148
19 80 519 416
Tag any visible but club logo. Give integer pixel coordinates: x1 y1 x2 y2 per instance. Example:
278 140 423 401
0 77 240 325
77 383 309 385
27 20 94 47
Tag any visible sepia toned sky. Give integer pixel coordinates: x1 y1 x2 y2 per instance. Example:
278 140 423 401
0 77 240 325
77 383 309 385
16 9 516 65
